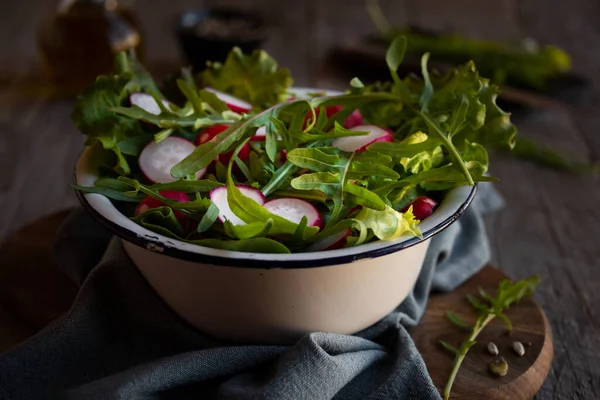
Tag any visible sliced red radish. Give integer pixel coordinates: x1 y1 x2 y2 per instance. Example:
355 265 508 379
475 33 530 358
263 198 323 229
251 125 283 141
196 124 250 164
305 228 351 252
332 125 393 153
251 125 267 141
204 87 252 113
343 109 363 128
401 196 438 220
135 191 190 225
130 93 173 116
139 137 206 183
210 185 266 225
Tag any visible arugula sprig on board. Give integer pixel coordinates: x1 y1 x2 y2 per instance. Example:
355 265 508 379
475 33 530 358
439 276 540 399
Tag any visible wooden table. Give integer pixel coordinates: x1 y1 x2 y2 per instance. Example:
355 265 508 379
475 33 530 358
0 1 599 399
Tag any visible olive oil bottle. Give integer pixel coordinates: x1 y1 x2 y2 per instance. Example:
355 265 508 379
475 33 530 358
37 0 144 96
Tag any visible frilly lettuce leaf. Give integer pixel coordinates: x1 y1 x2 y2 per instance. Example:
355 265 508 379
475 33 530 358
398 131 444 175
200 47 293 110
355 205 421 240
71 52 161 175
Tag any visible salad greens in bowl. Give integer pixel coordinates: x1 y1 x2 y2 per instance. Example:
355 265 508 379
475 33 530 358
72 37 516 343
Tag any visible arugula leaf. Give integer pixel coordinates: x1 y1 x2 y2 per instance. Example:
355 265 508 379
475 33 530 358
196 202 219 233
149 179 224 193
200 47 293 109
71 184 143 202
131 206 185 239
189 238 291 254
224 219 273 239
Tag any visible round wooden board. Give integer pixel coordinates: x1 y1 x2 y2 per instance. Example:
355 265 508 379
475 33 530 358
0 210 553 398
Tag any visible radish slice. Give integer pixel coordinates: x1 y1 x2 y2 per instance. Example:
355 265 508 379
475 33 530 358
401 196 438 221
204 87 252 113
139 137 206 183
130 93 173 115
251 126 283 141
135 191 190 224
344 109 363 128
196 124 250 163
252 126 267 140
210 186 266 225
305 228 351 252
263 198 323 229
332 125 393 153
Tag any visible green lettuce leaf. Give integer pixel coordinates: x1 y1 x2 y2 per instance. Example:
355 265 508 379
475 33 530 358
131 206 185 239
355 205 421 240
200 47 293 109
71 52 162 175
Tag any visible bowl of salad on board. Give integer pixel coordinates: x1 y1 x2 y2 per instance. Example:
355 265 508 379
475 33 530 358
72 37 516 344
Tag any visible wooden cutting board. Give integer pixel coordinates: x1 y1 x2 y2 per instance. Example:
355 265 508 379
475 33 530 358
0 210 552 399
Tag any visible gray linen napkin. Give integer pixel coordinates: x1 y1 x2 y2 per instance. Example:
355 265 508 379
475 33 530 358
0 184 503 400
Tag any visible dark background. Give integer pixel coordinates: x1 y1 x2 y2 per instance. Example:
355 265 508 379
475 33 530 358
0 1 599 399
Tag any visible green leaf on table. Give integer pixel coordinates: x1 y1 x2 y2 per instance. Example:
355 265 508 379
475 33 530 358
446 311 472 329
466 294 488 311
439 340 459 355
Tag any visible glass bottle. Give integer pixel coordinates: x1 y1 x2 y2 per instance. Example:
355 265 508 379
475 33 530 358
37 0 144 96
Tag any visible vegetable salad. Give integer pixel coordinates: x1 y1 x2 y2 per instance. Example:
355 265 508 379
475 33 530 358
73 37 516 254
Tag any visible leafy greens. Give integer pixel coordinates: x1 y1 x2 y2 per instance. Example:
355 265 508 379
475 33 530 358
72 39 516 253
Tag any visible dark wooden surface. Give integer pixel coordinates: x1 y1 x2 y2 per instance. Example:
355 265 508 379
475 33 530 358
0 1 598 399
0 211 553 399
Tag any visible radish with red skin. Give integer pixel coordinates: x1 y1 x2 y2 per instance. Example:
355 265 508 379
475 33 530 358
204 87 252 113
134 191 190 225
196 124 251 164
305 228 351 252
251 126 283 141
332 125 393 153
252 125 267 141
343 109 363 128
263 198 323 229
209 185 266 225
402 196 438 220
139 137 206 183
130 93 173 115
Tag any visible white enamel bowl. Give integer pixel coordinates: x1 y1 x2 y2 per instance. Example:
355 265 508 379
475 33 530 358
74 88 476 344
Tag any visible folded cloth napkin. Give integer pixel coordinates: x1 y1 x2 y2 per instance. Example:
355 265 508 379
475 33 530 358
0 184 503 400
